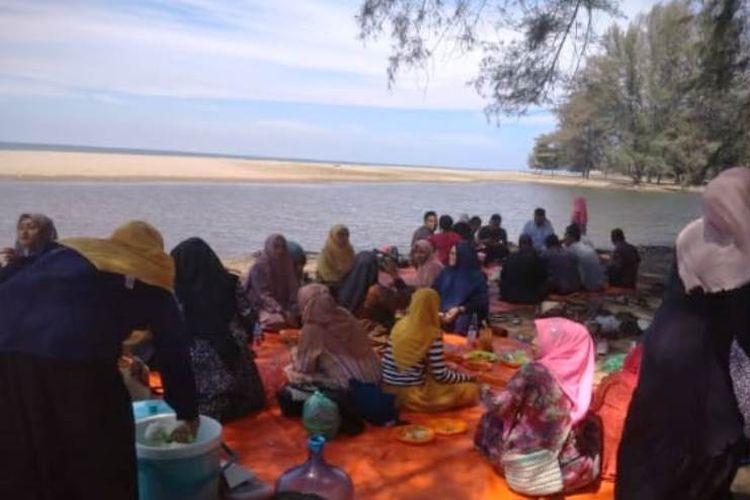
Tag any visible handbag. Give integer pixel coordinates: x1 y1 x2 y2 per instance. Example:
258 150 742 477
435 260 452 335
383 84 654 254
501 448 564 496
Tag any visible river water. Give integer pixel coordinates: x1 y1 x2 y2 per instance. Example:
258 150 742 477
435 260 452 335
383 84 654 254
0 181 701 258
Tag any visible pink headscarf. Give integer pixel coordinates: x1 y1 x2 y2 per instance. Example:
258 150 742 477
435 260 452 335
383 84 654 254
676 167 750 293
535 318 595 424
571 197 588 228
412 239 444 288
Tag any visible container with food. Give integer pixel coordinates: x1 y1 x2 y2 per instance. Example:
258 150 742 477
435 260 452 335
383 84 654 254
394 425 435 445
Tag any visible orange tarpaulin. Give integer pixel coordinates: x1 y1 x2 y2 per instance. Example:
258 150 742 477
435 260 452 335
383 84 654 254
220 333 616 499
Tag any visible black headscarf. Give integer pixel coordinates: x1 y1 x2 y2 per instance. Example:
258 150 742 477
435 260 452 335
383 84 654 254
336 251 379 314
171 238 240 367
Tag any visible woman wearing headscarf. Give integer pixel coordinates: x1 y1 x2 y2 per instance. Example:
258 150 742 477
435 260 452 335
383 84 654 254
0 213 59 284
336 252 411 352
171 238 265 421
411 239 444 289
246 234 300 332
381 288 478 412
590 343 643 481
317 225 355 283
617 167 750 500
432 241 489 334
571 197 589 235
0 221 198 500
475 318 601 496
289 284 380 389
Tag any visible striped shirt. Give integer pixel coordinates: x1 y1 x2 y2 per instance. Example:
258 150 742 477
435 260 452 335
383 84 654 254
381 338 473 386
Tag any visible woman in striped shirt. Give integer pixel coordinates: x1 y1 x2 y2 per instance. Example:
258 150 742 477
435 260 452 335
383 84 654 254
290 284 380 389
381 288 478 412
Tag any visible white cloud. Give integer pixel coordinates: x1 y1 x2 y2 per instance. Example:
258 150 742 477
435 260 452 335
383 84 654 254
0 0 486 109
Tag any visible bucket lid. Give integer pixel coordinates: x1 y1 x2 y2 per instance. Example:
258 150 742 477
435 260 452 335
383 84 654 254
135 414 222 460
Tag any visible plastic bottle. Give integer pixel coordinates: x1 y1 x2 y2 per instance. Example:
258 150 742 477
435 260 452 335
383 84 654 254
275 435 354 500
302 391 341 440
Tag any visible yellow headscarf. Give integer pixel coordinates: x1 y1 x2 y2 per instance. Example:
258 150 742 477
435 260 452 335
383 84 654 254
60 220 175 291
391 288 443 370
317 224 355 282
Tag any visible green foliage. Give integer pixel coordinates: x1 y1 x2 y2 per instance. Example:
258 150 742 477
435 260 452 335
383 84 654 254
538 0 750 185
357 0 621 118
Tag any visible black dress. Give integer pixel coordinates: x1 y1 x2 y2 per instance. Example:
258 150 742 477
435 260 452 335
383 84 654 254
616 267 750 500
0 247 197 500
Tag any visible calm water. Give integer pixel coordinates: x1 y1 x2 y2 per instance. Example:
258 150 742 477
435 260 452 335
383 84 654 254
0 181 701 258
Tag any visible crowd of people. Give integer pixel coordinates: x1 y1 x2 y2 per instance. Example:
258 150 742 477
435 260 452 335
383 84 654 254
1 169 748 499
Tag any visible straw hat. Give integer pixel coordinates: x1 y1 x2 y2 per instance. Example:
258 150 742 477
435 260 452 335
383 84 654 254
61 220 175 291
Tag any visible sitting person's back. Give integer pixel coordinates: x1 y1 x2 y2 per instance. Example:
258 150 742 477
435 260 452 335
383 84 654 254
500 235 547 304
475 318 601 496
542 234 581 295
607 228 640 288
429 215 463 265
564 224 605 291
291 284 380 389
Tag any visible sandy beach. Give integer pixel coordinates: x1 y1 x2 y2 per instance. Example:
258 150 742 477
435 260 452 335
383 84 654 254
0 149 698 192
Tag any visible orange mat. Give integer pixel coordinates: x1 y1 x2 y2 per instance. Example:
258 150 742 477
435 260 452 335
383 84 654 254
221 333 615 499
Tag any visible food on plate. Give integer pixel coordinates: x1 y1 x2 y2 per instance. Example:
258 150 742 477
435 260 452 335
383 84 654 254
464 350 498 363
395 424 435 444
428 418 468 436
500 350 531 368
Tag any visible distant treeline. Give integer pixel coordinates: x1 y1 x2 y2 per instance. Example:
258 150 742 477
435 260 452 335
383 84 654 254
529 0 749 186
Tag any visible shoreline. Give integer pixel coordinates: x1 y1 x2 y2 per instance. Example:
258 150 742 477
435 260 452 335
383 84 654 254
0 150 700 193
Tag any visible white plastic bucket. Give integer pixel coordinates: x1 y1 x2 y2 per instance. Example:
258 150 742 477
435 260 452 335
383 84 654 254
135 414 225 500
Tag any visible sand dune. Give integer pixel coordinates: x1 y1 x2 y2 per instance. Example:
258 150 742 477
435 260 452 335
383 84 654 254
0 150 696 192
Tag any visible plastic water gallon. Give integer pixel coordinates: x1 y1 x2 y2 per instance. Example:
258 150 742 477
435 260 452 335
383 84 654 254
135 414 224 500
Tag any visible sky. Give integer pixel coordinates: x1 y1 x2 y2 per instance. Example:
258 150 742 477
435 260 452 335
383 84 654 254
0 0 658 170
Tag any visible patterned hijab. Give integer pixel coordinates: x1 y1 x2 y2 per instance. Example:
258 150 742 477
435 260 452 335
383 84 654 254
297 284 373 359
677 167 750 293
15 213 58 257
317 225 355 282
390 288 443 370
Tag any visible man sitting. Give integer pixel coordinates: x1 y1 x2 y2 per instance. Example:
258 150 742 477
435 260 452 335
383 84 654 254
500 234 547 304
542 234 581 295
564 224 605 292
522 207 555 252
608 228 641 288
478 213 509 265
411 210 437 246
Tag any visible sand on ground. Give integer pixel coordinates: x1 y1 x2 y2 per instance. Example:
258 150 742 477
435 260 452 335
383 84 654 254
0 150 699 192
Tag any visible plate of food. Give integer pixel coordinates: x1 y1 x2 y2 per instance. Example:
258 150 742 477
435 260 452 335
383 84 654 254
395 424 436 445
499 349 531 368
428 418 468 436
463 350 498 363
